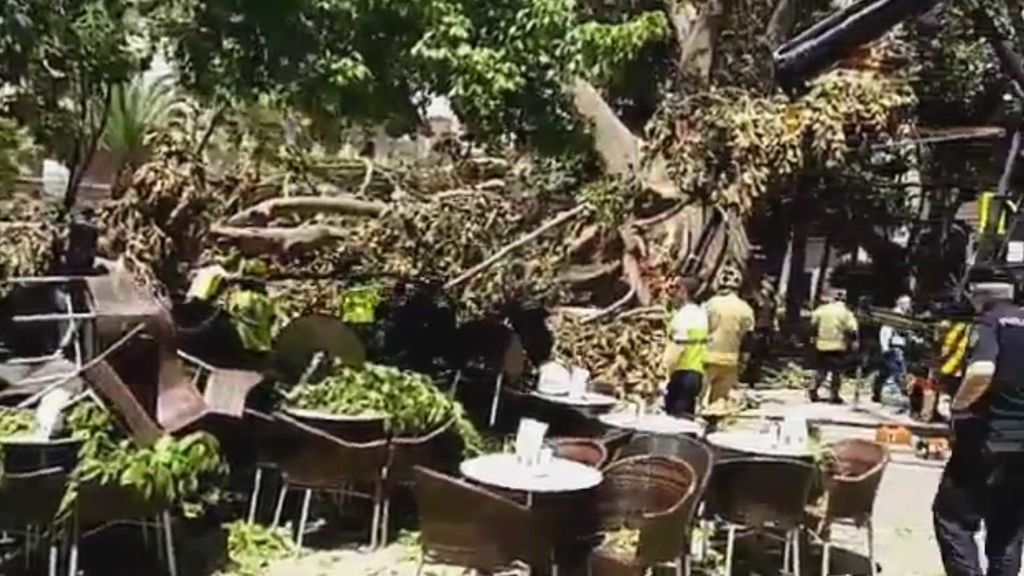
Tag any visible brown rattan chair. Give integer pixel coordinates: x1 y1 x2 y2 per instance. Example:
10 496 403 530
270 412 390 548
705 458 817 576
593 456 698 575
551 437 609 469
617 434 715 492
381 419 462 545
413 466 549 573
810 439 889 576
0 466 75 576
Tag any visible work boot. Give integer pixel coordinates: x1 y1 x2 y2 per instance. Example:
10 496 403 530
808 388 820 403
830 395 844 405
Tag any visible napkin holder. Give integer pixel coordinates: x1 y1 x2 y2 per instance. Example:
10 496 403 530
568 366 590 398
780 415 809 448
538 361 571 395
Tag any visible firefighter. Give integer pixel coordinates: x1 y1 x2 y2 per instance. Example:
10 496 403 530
703 266 755 408
933 279 1024 576
809 288 859 403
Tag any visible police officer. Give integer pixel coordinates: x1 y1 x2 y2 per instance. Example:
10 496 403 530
933 279 1024 576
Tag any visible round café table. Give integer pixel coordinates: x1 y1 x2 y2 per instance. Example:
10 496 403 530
705 430 813 459
460 453 603 496
531 390 618 414
599 412 705 436
461 453 603 576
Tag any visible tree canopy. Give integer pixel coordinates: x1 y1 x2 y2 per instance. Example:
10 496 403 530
150 0 667 153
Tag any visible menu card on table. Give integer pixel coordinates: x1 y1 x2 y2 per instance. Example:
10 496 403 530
780 414 809 449
568 366 590 398
515 418 549 467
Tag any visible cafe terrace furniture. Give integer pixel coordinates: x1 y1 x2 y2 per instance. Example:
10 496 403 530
413 466 551 574
705 458 817 576
550 437 609 469
382 418 462 546
809 439 889 576
593 456 700 576
270 413 390 549
705 430 814 459
0 466 76 576
532 390 618 415
599 413 705 437
460 453 603 499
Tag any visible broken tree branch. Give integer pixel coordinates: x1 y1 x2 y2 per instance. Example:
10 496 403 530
224 195 388 226
560 261 623 285
583 285 638 324
210 224 351 254
445 204 590 290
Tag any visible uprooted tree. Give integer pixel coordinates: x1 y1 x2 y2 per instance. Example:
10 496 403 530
2 0 1015 391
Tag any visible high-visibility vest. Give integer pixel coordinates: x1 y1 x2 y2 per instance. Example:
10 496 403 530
938 321 970 378
979 191 1011 235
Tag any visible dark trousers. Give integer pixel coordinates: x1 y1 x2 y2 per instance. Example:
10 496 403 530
664 370 702 417
873 348 906 400
811 350 845 400
933 422 1024 576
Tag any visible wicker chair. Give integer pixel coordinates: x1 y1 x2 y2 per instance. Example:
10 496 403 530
551 437 609 469
413 466 550 573
0 466 76 576
617 434 715 491
382 419 462 545
270 413 390 548
810 439 889 576
593 456 698 575
705 458 817 576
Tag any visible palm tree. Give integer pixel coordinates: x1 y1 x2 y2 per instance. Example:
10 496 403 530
103 74 181 178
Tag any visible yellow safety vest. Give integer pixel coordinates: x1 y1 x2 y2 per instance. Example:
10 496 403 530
979 191 1012 235
938 322 970 378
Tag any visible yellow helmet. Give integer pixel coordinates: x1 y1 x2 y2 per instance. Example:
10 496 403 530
718 266 743 290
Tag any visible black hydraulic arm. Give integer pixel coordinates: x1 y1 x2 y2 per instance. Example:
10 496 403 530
773 0 940 96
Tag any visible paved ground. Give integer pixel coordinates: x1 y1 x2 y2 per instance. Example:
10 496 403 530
268 388 951 576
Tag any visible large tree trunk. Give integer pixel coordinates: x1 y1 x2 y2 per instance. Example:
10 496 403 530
678 0 729 82
566 78 678 198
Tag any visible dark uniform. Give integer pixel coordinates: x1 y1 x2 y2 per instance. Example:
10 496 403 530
933 301 1024 576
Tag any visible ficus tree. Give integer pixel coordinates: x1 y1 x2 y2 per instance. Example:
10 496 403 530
0 0 147 210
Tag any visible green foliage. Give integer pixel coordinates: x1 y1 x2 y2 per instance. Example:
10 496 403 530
150 0 666 153
217 521 295 576
0 118 35 195
104 75 183 174
67 402 228 518
0 407 36 438
225 289 282 353
570 11 667 85
0 0 147 190
289 363 483 453
649 71 916 212
342 285 382 324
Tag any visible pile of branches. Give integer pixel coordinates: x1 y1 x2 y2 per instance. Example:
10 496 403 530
647 70 917 212
554 311 668 395
97 133 262 295
0 196 60 298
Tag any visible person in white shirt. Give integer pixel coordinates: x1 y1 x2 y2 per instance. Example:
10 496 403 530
873 294 912 403
661 277 709 416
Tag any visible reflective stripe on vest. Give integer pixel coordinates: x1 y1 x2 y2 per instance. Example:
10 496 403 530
979 191 1008 235
940 323 969 377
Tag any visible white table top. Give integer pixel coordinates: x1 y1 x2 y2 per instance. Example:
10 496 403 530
599 412 705 436
705 430 813 458
460 453 603 493
532 390 618 408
